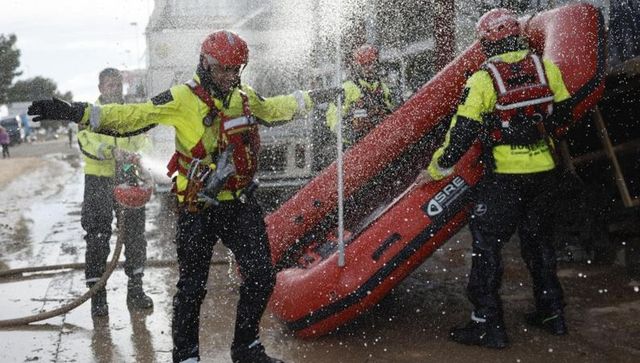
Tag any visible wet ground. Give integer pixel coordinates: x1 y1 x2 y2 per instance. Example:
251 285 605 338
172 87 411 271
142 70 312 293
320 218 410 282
1 139 639 362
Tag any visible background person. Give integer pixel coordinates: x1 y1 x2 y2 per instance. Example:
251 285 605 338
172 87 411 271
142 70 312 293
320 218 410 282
77 68 154 317
325 44 396 148
0 126 10 158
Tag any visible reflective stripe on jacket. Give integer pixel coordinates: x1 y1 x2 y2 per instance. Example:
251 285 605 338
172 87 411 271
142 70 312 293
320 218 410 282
81 76 312 201
77 129 151 177
78 97 151 177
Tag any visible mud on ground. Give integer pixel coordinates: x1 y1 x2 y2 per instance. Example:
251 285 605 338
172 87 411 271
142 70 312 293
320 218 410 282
0 141 639 362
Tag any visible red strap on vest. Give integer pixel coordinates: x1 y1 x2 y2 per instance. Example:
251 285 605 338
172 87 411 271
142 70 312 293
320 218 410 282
166 151 194 177
166 152 179 177
188 81 219 114
482 54 554 144
184 80 259 191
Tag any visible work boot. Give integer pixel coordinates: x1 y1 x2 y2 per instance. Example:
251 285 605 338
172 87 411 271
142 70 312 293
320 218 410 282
231 340 284 363
126 275 154 310
90 286 109 317
525 310 568 336
449 316 509 349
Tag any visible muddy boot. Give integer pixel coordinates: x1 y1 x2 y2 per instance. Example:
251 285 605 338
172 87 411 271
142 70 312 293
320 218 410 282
89 285 108 317
231 340 284 363
525 309 568 336
449 315 509 349
127 275 153 310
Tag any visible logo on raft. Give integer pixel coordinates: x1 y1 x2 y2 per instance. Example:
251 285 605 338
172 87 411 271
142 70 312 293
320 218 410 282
425 176 469 217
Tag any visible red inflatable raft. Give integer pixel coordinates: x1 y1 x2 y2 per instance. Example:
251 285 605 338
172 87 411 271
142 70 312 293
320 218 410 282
267 3 606 338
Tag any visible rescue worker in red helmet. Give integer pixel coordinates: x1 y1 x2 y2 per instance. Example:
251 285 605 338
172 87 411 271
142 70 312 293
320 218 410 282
325 44 396 148
28 30 319 363
77 68 154 317
417 8 573 348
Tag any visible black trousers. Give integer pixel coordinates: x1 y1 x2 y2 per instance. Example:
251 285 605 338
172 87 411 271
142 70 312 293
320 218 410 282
2 144 9 158
467 170 565 321
81 175 147 283
171 194 276 363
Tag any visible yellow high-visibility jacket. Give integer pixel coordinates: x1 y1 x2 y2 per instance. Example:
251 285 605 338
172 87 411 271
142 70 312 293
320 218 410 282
79 76 312 201
428 50 571 180
326 79 395 144
77 99 152 177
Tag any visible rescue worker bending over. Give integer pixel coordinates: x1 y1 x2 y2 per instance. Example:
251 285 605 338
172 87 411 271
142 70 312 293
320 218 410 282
29 30 319 363
325 44 396 147
418 9 573 349
78 68 154 317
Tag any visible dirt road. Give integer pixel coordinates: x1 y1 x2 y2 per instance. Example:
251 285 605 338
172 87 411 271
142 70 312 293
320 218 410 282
0 142 639 362
0 139 71 187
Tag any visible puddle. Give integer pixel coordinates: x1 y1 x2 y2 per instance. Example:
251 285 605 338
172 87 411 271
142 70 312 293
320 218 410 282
1 151 640 362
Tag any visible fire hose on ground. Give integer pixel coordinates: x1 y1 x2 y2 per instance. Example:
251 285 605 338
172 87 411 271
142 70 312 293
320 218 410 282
0 151 237 327
0 234 227 327
0 150 233 327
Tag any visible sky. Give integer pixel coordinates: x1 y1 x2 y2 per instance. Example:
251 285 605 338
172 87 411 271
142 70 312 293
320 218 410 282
0 0 155 102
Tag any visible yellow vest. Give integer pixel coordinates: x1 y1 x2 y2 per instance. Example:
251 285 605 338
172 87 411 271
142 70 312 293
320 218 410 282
80 76 312 201
326 79 395 143
436 50 570 175
77 129 151 177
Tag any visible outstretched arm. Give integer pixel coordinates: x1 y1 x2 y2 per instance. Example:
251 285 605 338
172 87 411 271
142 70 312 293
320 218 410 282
28 86 188 136
246 86 314 126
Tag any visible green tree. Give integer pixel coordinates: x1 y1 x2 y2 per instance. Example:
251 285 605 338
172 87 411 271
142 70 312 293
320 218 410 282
7 76 73 102
0 33 22 103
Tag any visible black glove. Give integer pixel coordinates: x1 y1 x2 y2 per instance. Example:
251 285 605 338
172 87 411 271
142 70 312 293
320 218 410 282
27 98 87 123
309 87 344 104
197 145 236 207
545 99 573 138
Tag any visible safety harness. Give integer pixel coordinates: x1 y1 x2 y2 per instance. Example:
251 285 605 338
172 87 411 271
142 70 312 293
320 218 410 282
345 81 390 144
166 80 260 206
482 53 555 146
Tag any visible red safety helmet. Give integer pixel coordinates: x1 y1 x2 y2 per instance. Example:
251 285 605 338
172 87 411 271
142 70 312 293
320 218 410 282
476 8 520 42
353 44 379 67
200 30 249 67
114 184 153 209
